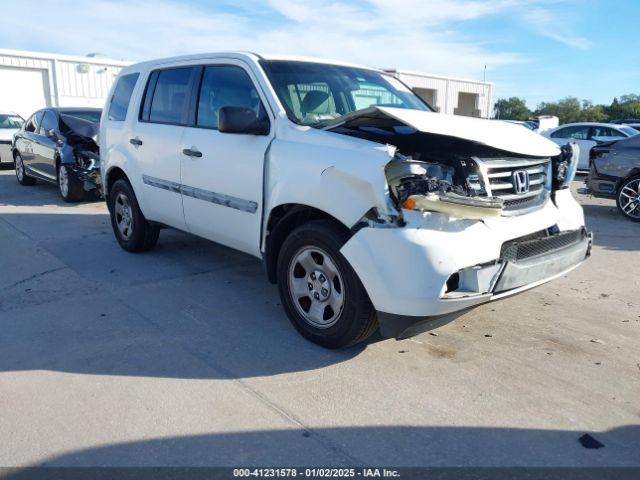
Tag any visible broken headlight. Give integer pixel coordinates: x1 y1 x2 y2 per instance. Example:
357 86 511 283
552 142 579 190
386 156 503 219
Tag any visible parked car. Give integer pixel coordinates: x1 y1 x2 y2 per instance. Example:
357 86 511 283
101 53 591 348
583 135 640 221
542 122 639 171
610 119 640 132
12 107 102 201
0 111 24 165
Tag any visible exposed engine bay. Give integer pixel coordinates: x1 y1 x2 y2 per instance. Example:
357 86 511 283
58 113 101 193
325 109 577 220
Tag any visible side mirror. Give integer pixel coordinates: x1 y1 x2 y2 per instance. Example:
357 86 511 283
46 129 58 140
218 106 269 135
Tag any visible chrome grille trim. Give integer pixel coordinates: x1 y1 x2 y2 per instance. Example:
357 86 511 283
473 156 552 216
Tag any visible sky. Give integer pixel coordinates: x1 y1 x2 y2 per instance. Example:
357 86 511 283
1 0 638 109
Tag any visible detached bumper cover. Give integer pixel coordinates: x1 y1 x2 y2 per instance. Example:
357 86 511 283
493 228 591 293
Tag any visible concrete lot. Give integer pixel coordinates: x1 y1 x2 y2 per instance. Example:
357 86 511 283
0 167 638 467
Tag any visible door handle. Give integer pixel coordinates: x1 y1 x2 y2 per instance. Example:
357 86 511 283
129 137 143 146
182 148 202 158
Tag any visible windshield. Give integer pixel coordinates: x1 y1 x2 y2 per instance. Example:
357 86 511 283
261 60 431 127
0 114 24 129
59 110 102 124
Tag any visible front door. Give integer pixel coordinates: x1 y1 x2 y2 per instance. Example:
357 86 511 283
180 63 273 256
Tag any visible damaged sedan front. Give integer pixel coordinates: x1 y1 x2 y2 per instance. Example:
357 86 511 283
12 107 102 202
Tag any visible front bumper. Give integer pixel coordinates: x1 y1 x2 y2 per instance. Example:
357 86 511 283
340 191 589 337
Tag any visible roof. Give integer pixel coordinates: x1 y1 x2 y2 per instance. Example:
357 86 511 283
0 110 20 116
121 51 380 74
553 122 627 128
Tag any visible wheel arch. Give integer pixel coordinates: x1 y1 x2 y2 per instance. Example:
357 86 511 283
263 203 352 284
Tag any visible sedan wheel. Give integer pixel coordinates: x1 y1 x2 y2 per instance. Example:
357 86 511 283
58 165 69 197
617 177 640 222
14 153 36 186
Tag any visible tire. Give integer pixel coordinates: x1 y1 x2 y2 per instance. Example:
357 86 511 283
108 178 160 252
57 164 85 202
277 219 378 349
14 152 36 185
616 175 640 222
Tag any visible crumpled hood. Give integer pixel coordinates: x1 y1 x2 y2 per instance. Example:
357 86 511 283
324 106 561 158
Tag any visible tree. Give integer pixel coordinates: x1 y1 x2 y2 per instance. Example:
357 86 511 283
533 97 607 124
493 97 532 120
604 94 640 120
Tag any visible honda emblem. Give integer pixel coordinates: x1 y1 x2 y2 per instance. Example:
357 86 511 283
512 170 530 194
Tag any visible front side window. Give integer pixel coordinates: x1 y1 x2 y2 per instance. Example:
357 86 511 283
148 67 194 125
40 111 57 133
261 60 430 126
0 114 24 129
196 65 264 129
109 73 140 121
551 126 589 140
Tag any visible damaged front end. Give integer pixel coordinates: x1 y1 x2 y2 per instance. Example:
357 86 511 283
324 106 579 221
58 113 102 194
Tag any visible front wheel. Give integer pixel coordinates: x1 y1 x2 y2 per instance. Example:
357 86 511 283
58 164 85 202
616 176 640 222
277 219 378 349
108 178 160 252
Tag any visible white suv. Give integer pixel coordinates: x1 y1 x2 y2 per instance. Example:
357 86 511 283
101 53 591 348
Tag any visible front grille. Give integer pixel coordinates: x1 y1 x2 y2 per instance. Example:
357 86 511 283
500 228 585 262
473 157 551 215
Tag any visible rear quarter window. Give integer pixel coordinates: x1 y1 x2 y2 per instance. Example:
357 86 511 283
108 73 140 121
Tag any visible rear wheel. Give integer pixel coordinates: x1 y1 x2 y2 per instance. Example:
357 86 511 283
58 164 85 202
277 220 377 349
14 152 36 185
108 178 160 252
616 176 640 222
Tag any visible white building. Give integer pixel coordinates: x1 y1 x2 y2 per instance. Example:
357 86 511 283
0 49 129 118
0 49 493 120
386 69 493 118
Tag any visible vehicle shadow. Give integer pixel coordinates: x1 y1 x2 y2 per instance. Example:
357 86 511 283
0 168 102 207
5 425 639 468
0 204 379 380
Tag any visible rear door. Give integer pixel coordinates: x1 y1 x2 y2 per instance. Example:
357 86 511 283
132 66 198 229
180 62 273 256
19 111 43 173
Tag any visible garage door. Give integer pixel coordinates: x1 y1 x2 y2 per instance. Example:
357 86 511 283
0 67 50 119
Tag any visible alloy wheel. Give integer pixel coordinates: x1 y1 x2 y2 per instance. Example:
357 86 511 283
114 193 134 240
58 166 69 197
15 155 24 181
619 178 640 219
288 246 345 328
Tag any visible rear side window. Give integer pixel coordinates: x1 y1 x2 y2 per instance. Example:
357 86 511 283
108 73 139 121
196 65 263 129
146 67 194 125
24 111 43 133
